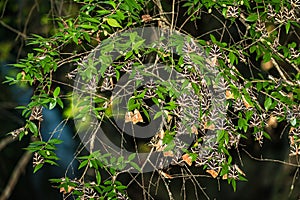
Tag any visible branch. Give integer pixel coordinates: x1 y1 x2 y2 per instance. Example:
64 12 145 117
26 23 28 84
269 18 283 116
242 148 300 167
0 20 27 39
0 151 32 200
0 135 16 152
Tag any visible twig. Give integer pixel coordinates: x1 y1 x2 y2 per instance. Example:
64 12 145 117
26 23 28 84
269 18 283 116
0 135 16 152
0 20 27 39
242 148 300 167
0 151 32 200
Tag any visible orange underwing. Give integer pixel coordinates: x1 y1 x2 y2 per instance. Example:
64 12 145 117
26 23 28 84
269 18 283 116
141 14 152 22
163 151 174 157
125 109 143 124
182 154 193 166
206 169 219 178
222 174 228 180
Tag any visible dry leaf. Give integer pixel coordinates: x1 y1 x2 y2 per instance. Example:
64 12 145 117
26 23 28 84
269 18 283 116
159 171 173 179
225 90 234 99
59 186 75 194
222 174 228 180
191 125 198 135
125 111 133 123
204 121 215 130
266 24 275 35
21 71 26 80
142 14 152 22
163 151 174 157
206 169 219 178
266 115 278 128
182 154 192 166
235 165 246 176
289 135 295 145
207 57 219 67
288 92 294 100
158 129 165 139
261 60 274 71
154 139 165 151
163 110 173 123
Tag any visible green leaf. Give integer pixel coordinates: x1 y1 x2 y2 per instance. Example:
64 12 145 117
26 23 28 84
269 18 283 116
49 100 57 110
129 161 142 172
96 171 101 185
263 52 271 63
85 18 100 23
210 34 217 43
56 98 64 109
239 175 248 181
48 138 63 144
27 120 38 136
229 51 237 65
231 179 237 192
217 130 225 142
132 40 145 50
53 87 60 98
116 185 127 190
263 131 272 140
246 14 258 22
33 163 43 173
78 160 89 169
49 178 63 183
79 24 96 29
106 18 122 28
44 160 59 166
128 153 136 161
264 97 272 111
72 36 79 45
285 21 291 34
290 118 297 126
153 111 162 120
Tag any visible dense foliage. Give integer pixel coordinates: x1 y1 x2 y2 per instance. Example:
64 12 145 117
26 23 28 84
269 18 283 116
3 0 300 199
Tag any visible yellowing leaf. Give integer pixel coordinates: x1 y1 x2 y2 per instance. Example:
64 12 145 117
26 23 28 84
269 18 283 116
106 18 122 28
225 90 234 99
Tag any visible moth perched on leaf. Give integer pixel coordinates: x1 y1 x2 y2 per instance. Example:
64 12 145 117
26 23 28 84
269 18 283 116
125 109 143 124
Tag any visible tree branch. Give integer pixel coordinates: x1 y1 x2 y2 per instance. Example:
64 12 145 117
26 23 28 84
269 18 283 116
0 151 32 200
0 135 16 152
